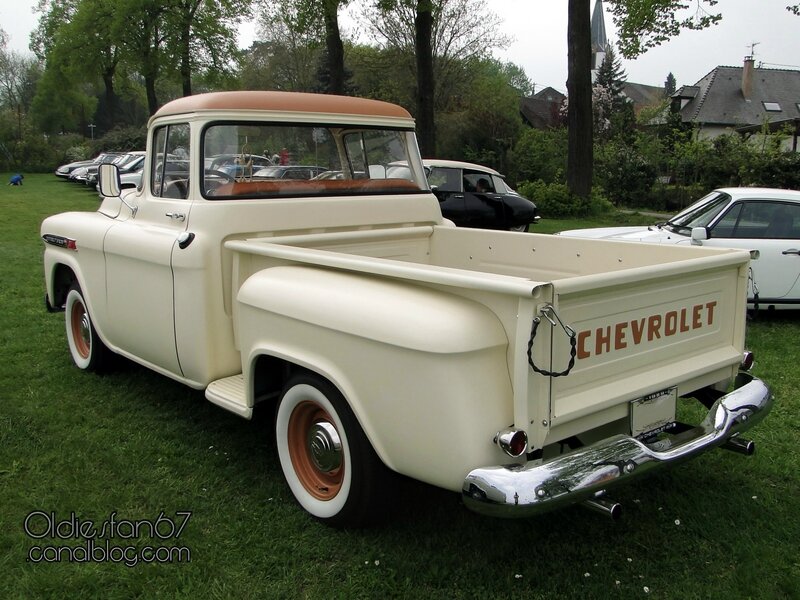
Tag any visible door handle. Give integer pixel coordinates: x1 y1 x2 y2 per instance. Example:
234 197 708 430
781 249 800 255
166 212 186 221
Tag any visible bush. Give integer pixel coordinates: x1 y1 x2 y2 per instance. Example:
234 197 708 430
594 141 657 207
653 183 707 212
742 149 800 189
91 126 147 155
508 127 567 186
518 180 596 218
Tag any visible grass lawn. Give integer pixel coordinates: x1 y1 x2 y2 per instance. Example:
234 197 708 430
2 174 798 599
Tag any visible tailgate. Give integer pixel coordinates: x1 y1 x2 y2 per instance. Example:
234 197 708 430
544 254 749 430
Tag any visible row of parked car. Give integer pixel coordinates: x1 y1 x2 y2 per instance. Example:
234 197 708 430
55 151 147 190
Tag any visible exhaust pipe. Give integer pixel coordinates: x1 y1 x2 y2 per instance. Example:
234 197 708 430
582 496 622 521
722 436 755 456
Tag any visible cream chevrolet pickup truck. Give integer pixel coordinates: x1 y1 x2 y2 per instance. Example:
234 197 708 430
41 91 772 526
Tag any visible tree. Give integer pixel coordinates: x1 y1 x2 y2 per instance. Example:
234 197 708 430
566 0 593 200
414 0 435 156
320 0 347 94
30 0 80 60
0 29 43 140
255 0 351 95
61 0 121 130
436 58 524 170
594 45 626 101
362 0 510 156
664 71 676 96
592 46 631 142
161 0 249 96
605 0 721 59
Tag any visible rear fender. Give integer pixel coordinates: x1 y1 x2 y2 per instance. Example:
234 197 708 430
236 266 515 489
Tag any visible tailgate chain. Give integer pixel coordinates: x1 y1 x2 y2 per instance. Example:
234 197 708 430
527 305 577 378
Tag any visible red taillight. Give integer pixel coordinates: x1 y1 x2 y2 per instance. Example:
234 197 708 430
494 428 528 458
66 239 77 250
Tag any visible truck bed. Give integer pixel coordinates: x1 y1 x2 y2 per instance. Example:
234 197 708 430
226 225 751 451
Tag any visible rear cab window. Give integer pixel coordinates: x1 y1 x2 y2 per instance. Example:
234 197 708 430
201 123 429 199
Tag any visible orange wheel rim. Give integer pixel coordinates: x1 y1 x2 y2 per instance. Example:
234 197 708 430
70 300 91 359
287 401 344 500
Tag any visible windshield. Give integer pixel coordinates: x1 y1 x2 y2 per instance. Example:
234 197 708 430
202 123 429 199
667 191 731 232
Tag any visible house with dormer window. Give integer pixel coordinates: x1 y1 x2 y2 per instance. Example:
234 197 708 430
672 56 800 151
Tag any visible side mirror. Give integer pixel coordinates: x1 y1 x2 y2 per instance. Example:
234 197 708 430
98 163 121 197
690 226 708 245
99 162 138 216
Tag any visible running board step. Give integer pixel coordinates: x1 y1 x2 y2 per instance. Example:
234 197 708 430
206 374 252 419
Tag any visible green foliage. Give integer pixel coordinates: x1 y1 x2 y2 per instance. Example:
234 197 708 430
594 139 657 207
90 126 147 154
517 179 612 217
508 127 568 185
652 182 708 212
671 134 753 189
745 149 800 189
434 58 523 171
606 0 721 58
664 72 676 96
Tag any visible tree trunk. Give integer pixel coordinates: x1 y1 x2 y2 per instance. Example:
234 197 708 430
322 0 345 94
566 0 593 200
102 68 116 131
145 72 159 116
415 0 435 157
180 28 192 97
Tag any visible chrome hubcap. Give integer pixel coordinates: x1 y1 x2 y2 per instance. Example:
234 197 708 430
79 313 91 348
307 421 342 472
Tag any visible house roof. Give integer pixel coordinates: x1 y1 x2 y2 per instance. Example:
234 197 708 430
519 96 563 129
622 82 666 110
533 87 566 104
675 64 800 127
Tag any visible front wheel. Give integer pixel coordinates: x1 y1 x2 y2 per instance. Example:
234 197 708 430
275 373 389 527
65 284 110 372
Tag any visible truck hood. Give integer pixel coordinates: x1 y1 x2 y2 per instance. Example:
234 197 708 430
556 225 690 244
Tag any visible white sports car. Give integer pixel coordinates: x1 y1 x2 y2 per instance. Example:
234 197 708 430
558 187 800 309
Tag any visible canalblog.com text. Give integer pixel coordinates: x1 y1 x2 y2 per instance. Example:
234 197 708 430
23 510 192 567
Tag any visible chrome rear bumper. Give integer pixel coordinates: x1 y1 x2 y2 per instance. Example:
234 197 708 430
462 373 772 518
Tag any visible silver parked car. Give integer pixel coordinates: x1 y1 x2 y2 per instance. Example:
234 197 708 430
557 187 800 309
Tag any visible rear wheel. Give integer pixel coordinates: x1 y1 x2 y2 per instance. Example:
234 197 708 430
65 284 110 372
275 373 388 527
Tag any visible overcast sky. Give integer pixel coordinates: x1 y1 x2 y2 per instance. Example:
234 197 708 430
3 0 799 95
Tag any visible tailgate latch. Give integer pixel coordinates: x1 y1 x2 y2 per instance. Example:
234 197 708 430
527 305 577 378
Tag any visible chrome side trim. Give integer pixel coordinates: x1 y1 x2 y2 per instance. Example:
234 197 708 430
462 373 771 518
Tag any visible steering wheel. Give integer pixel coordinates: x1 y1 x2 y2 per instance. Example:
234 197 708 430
204 168 235 182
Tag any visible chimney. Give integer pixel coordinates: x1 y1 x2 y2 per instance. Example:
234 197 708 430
742 55 755 99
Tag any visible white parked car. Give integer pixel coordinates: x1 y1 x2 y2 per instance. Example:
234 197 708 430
558 187 800 309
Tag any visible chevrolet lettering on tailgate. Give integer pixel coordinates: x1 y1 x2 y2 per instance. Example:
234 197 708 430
577 301 718 359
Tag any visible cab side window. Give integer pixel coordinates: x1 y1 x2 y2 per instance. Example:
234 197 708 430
152 123 190 199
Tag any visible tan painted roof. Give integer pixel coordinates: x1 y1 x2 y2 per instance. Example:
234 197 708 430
154 91 412 119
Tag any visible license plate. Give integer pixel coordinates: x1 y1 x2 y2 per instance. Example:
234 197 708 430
630 387 677 438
